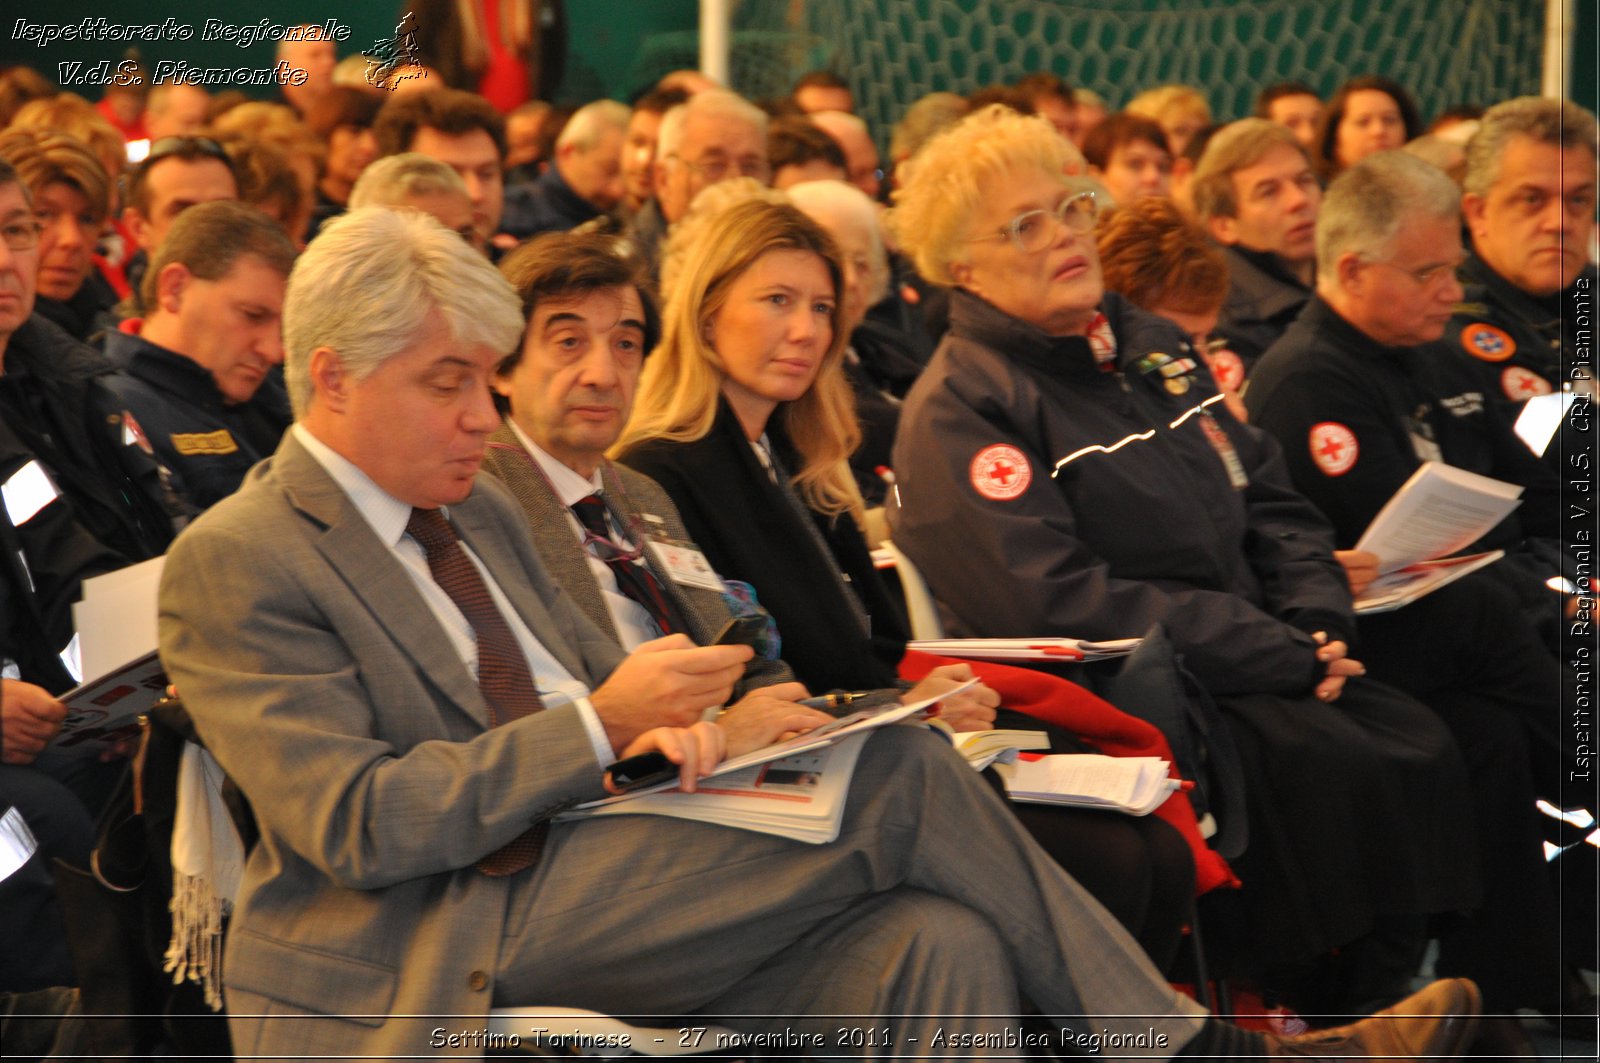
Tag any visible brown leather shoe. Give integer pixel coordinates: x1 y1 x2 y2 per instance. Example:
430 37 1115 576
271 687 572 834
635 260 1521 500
1266 978 1481 1059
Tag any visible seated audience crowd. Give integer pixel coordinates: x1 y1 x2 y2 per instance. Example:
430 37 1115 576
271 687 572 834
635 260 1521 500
0 44 1593 1060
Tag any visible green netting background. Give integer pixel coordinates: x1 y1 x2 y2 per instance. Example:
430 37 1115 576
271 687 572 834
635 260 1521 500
631 0 1545 149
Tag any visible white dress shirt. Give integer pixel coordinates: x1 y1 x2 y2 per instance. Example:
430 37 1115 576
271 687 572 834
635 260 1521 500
507 420 661 650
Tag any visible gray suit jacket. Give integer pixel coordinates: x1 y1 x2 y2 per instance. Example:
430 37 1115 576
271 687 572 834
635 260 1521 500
480 422 794 695
157 430 627 1058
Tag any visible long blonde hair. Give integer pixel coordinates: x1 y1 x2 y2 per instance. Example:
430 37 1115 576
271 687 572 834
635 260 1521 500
616 198 864 521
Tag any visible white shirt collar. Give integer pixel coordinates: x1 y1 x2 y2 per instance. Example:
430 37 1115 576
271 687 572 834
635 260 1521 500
292 423 417 548
505 419 606 508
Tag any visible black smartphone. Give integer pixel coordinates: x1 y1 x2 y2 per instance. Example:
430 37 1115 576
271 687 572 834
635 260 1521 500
604 751 677 793
712 615 767 648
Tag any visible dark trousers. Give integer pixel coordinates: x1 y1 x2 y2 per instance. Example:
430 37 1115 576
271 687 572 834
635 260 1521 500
1358 571 1589 1010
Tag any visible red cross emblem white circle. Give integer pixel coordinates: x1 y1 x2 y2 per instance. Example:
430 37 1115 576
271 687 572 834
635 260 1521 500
970 444 1033 500
1501 366 1552 400
1208 349 1246 392
1308 422 1358 476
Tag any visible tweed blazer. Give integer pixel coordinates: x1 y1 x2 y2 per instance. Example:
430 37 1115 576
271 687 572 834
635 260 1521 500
480 421 794 695
157 430 626 1058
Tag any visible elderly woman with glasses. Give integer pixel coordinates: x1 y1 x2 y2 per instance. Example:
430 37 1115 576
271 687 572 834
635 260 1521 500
886 106 1478 1013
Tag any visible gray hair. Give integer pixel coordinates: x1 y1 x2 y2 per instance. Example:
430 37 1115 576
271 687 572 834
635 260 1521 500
348 152 470 209
1316 150 1460 282
786 178 889 305
889 92 970 164
656 91 768 159
555 99 629 152
1463 96 1598 200
283 206 522 417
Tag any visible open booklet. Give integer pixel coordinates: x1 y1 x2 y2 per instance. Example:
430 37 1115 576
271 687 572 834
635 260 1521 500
559 681 975 844
1353 550 1505 615
50 557 168 758
906 637 1141 663
1354 462 1521 572
1346 462 1519 615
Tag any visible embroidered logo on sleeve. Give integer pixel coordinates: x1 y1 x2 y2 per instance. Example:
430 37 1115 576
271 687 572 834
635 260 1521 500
1460 323 1516 362
1308 422 1358 476
1500 366 1552 400
970 444 1032 500
171 429 240 456
1207 349 1246 392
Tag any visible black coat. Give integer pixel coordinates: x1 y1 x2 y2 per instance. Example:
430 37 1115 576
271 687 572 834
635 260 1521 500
891 288 1347 696
1215 244 1312 372
0 420 126 693
619 398 908 694
1247 296 1561 548
0 315 180 561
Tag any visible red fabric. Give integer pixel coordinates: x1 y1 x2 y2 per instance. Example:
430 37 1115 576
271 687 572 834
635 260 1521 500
475 0 531 112
898 648 1239 895
96 96 146 143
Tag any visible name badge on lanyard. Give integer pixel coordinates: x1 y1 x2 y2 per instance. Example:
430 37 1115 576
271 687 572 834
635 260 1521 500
645 539 726 592
1198 412 1249 489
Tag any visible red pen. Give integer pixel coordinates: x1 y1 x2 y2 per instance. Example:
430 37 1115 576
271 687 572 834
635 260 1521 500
1029 644 1085 660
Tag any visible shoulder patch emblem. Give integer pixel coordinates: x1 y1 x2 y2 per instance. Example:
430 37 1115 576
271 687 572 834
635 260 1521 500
1500 366 1552 401
1460 322 1516 362
970 444 1032 501
1207 349 1246 392
171 429 240 456
1308 422 1359 476
121 411 153 455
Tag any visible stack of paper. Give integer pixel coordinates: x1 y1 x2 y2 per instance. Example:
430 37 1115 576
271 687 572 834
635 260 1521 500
572 733 867 843
993 754 1177 815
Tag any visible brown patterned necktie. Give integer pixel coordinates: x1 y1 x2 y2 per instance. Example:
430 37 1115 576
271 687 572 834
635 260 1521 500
406 506 547 875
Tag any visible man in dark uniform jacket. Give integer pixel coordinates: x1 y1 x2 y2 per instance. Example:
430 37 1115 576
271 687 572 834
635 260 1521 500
1246 153 1561 582
1446 97 1597 468
102 202 296 512
519 100 629 237
1192 119 1322 374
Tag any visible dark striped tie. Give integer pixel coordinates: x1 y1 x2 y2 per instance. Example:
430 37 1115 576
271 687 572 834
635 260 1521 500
407 507 547 876
571 494 682 636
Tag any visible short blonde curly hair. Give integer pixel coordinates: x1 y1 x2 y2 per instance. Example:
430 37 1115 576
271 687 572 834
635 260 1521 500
887 104 1081 287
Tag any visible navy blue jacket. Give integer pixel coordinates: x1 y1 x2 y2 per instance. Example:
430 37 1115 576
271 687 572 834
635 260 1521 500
103 329 290 512
890 289 1348 696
